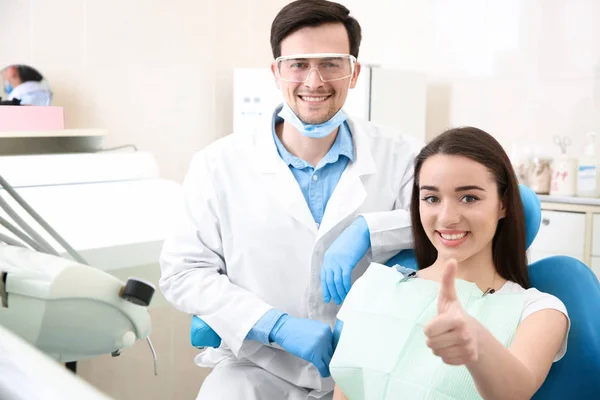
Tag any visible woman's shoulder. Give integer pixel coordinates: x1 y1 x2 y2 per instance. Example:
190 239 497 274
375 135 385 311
500 281 570 362
498 281 568 321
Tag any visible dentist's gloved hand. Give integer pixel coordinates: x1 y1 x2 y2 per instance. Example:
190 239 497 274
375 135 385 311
269 314 333 378
321 216 370 304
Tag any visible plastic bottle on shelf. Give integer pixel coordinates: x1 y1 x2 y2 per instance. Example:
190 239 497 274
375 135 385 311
576 132 600 197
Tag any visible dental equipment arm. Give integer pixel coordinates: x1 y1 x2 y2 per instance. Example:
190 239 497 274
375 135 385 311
0 244 155 363
0 175 86 263
0 174 157 371
0 231 27 248
0 214 47 252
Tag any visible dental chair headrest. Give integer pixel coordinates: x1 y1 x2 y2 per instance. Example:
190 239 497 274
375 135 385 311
519 184 541 250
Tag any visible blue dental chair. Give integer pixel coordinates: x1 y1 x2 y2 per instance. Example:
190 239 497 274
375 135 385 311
189 185 600 399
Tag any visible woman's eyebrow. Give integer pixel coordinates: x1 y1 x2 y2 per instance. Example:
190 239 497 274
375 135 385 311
419 185 486 192
455 185 485 192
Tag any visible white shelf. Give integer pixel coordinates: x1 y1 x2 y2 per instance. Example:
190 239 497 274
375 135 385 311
538 194 600 207
0 152 159 187
0 129 107 138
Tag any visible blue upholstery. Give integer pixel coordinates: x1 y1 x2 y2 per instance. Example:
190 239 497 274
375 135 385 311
529 256 600 399
520 183 542 248
190 317 222 349
188 184 600 398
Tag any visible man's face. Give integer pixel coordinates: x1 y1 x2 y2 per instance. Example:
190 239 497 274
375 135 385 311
272 23 361 125
1 67 20 88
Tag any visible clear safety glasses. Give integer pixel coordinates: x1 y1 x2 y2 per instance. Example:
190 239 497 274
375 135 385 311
275 53 357 83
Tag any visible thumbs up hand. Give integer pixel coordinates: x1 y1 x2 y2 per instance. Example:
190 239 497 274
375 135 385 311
424 259 479 366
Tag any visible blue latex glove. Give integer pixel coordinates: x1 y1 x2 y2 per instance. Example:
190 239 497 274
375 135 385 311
321 216 370 304
269 314 334 378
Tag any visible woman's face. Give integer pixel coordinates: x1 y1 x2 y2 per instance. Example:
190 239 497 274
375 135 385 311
418 154 506 264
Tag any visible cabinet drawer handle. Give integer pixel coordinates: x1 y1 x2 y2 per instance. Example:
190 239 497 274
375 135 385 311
542 218 550 226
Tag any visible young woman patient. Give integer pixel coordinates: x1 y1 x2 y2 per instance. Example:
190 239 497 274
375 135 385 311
330 127 570 400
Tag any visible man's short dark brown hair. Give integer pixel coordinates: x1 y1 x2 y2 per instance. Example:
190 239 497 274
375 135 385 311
270 0 362 59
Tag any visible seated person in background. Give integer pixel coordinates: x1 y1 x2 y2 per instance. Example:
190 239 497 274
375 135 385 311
331 127 570 400
1 65 53 106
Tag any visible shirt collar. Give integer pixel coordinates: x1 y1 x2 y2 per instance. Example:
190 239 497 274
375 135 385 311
271 107 355 169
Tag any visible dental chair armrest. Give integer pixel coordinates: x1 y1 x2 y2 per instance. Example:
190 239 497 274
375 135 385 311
190 315 222 349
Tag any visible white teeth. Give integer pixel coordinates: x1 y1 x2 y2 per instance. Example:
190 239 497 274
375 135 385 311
301 96 328 102
440 232 467 240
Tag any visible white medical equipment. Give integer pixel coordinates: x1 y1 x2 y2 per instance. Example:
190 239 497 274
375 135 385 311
0 244 154 363
0 149 183 371
0 151 183 271
232 66 427 142
0 324 113 400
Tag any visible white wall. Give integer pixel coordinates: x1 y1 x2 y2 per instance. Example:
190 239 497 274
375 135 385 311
0 0 287 182
342 0 600 160
2 0 600 175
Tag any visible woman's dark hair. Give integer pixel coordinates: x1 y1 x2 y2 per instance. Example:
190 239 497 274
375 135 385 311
270 0 362 58
15 65 44 82
410 127 530 288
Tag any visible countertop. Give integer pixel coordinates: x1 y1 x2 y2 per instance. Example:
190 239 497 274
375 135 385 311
538 194 600 206
0 128 107 138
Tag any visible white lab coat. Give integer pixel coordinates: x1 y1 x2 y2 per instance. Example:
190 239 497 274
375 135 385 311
159 112 421 398
8 81 53 106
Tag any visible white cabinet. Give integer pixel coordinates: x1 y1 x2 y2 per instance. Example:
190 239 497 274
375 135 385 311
535 196 600 280
591 214 600 257
529 210 585 263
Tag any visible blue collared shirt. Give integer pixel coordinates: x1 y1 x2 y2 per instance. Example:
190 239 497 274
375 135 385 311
272 114 354 225
246 113 355 345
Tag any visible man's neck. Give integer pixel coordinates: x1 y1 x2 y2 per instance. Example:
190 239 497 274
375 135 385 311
275 121 339 167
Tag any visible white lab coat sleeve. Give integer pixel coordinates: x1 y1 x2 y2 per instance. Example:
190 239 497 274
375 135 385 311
159 152 273 357
360 143 417 263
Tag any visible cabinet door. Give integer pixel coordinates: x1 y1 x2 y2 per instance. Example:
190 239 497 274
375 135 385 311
591 214 600 257
529 210 585 259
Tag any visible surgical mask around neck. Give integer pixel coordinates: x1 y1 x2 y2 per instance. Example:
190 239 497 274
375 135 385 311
3 81 13 95
277 100 347 139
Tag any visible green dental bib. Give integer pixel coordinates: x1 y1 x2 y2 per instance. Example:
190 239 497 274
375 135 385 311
330 263 524 400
